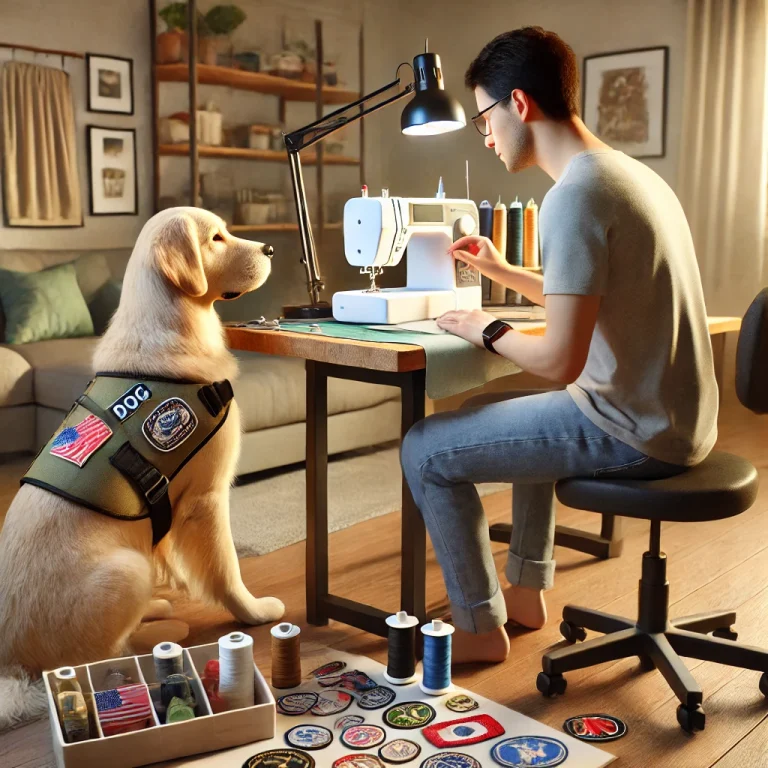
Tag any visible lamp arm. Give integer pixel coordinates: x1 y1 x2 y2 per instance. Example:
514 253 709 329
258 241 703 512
283 78 415 309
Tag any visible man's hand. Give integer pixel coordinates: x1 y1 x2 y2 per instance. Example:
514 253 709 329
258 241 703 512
447 236 509 281
436 308 498 348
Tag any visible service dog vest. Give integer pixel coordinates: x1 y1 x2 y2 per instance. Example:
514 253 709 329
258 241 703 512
21 373 234 545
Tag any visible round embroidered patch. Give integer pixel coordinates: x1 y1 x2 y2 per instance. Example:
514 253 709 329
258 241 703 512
383 701 436 729
284 724 333 751
358 686 396 710
311 660 347 679
419 754 481 768
445 694 479 713
490 736 568 767
335 714 365 730
311 690 353 716
277 692 319 716
340 724 387 750
378 738 421 764
563 713 627 742
243 749 315 768
333 756 386 768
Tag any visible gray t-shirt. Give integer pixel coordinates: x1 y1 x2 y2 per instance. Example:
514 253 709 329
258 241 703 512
541 149 718 466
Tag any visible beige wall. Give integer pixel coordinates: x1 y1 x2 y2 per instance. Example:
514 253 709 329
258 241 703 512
0 0 153 250
378 0 688 208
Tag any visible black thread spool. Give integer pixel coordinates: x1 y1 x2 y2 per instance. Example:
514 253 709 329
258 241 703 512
384 610 419 685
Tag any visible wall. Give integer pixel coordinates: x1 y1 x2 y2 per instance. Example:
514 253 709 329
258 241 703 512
379 0 688 208
0 0 153 250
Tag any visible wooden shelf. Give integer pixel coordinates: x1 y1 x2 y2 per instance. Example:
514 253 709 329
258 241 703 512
229 222 342 233
156 64 360 105
158 144 359 165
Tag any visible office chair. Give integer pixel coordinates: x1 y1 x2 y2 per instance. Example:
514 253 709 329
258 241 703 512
537 288 767 732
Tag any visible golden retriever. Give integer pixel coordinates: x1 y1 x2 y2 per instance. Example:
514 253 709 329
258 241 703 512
0 207 285 730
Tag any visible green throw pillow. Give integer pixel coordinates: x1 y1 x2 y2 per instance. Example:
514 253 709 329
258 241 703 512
0 263 94 344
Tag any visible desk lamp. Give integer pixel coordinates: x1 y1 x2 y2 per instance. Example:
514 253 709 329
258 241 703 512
282 42 466 319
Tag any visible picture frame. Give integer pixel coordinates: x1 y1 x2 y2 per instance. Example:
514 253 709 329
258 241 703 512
86 53 134 115
582 46 669 159
86 126 138 216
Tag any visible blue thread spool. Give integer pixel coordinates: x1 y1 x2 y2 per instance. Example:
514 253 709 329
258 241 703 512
384 610 419 685
419 619 455 695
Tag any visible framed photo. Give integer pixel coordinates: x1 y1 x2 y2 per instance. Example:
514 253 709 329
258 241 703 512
86 54 134 115
582 46 669 159
86 126 138 216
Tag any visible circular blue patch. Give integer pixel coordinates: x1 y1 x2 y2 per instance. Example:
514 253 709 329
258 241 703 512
284 724 333 751
419 753 481 768
490 736 568 767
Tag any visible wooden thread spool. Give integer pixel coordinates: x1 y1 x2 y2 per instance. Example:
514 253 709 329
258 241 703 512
490 196 507 304
523 198 539 268
270 622 301 689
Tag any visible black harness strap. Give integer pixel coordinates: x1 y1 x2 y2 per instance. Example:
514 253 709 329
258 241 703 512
198 379 234 417
109 442 171 546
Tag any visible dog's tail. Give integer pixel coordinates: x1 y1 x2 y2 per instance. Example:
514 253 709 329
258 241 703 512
0 666 49 733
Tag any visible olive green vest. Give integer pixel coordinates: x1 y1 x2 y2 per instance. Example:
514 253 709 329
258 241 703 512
21 373 233 545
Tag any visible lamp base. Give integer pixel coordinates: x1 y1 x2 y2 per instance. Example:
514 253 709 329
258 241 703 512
282 302 333 320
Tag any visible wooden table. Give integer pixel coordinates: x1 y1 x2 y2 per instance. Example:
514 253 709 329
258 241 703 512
226 315 741 637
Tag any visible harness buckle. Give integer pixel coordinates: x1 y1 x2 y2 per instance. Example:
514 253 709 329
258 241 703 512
145 474 169 505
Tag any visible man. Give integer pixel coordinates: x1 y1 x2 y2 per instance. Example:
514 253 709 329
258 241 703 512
400 27 718 665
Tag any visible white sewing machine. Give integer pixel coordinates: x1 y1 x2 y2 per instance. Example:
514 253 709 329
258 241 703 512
331 193 482 324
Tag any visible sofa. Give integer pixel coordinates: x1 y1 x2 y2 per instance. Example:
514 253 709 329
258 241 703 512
0 248 401 475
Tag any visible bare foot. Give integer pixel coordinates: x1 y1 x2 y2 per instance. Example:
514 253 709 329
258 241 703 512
451 626 510 666
504 584 547 629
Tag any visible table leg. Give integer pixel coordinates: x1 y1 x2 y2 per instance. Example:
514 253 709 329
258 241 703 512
306 360 329 625
400 369 427 625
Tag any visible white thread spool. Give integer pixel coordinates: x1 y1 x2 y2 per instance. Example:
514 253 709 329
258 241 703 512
153 641 184 681
53 667 81 694
218 632 255 709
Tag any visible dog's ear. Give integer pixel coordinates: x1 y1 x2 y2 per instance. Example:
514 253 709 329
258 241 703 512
154 213 208 297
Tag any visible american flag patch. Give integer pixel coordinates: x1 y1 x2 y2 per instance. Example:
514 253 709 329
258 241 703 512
50 414 112 467
95 684 153 736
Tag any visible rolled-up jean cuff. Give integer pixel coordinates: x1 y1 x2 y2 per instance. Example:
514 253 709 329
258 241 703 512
506 552 556 591
449 585 508 634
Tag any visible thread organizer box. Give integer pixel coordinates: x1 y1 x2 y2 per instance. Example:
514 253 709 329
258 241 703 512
42 641 276 768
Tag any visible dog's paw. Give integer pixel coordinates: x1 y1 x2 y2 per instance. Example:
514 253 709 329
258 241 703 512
239 596 286 625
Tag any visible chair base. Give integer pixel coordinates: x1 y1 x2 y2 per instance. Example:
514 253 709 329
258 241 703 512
540 550 768 732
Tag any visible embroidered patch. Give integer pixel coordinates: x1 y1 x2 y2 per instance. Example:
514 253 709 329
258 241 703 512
335 714 364 730
142 397 197 452
340 724 387 750
243 749 315 768
422 714 505 748
108 383 152 422
311 660 347 679
284 724 333 751
563 713 627 742
384 702 436 729
358 686 395 710
445 694 478 713
378 738 421 764
419 754 481 768
490 736 568 767
50 414 112 467
311 690 353 716
277 692 319 716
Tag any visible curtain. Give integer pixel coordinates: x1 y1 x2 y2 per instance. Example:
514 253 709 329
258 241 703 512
678 0 768 315
1 61 82 227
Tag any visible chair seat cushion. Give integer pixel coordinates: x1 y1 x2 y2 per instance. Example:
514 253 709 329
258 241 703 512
555 452 759 522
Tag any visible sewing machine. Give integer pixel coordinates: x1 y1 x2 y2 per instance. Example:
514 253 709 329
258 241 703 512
331 193 482 324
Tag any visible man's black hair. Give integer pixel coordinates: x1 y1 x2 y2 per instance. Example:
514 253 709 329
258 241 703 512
465 27 579 120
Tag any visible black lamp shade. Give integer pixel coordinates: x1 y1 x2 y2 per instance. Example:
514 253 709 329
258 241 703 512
401 52 466 135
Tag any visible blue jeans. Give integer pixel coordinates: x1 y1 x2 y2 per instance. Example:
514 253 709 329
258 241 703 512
400 389 686 634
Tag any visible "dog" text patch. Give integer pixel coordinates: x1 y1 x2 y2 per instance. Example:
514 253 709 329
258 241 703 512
108 383 152 422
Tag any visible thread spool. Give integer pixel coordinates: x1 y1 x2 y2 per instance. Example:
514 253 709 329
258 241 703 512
384 611 419 685
270 622 301 689
57 690 90 743
219 631 255 709
478 200 493 239
419 619 455 695
523 198 540 268
490 197 507 304
506 197 524 305
153 641 183 681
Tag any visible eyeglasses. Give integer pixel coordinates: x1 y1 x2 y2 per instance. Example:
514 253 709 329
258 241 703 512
471 96 505 136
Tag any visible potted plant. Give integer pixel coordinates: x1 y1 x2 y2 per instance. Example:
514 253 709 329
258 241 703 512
202 5 246 67
157 2 188 64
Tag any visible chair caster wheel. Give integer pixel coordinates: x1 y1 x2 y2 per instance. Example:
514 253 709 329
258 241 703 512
537 672 567 697
638 655 655 671
712 627 738 641
560 621 587 644
759 672 768 698
677 703 705 733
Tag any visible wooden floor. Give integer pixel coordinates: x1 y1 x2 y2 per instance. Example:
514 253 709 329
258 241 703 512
2 388 767 767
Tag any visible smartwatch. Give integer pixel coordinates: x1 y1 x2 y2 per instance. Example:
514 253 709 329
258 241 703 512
482 320 512 354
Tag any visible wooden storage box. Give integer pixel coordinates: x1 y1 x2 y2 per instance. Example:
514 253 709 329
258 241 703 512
43 641 275 768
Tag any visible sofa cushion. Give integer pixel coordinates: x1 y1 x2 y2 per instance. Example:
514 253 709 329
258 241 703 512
0 345 33 406
10 337 99 411
233 352 399 432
